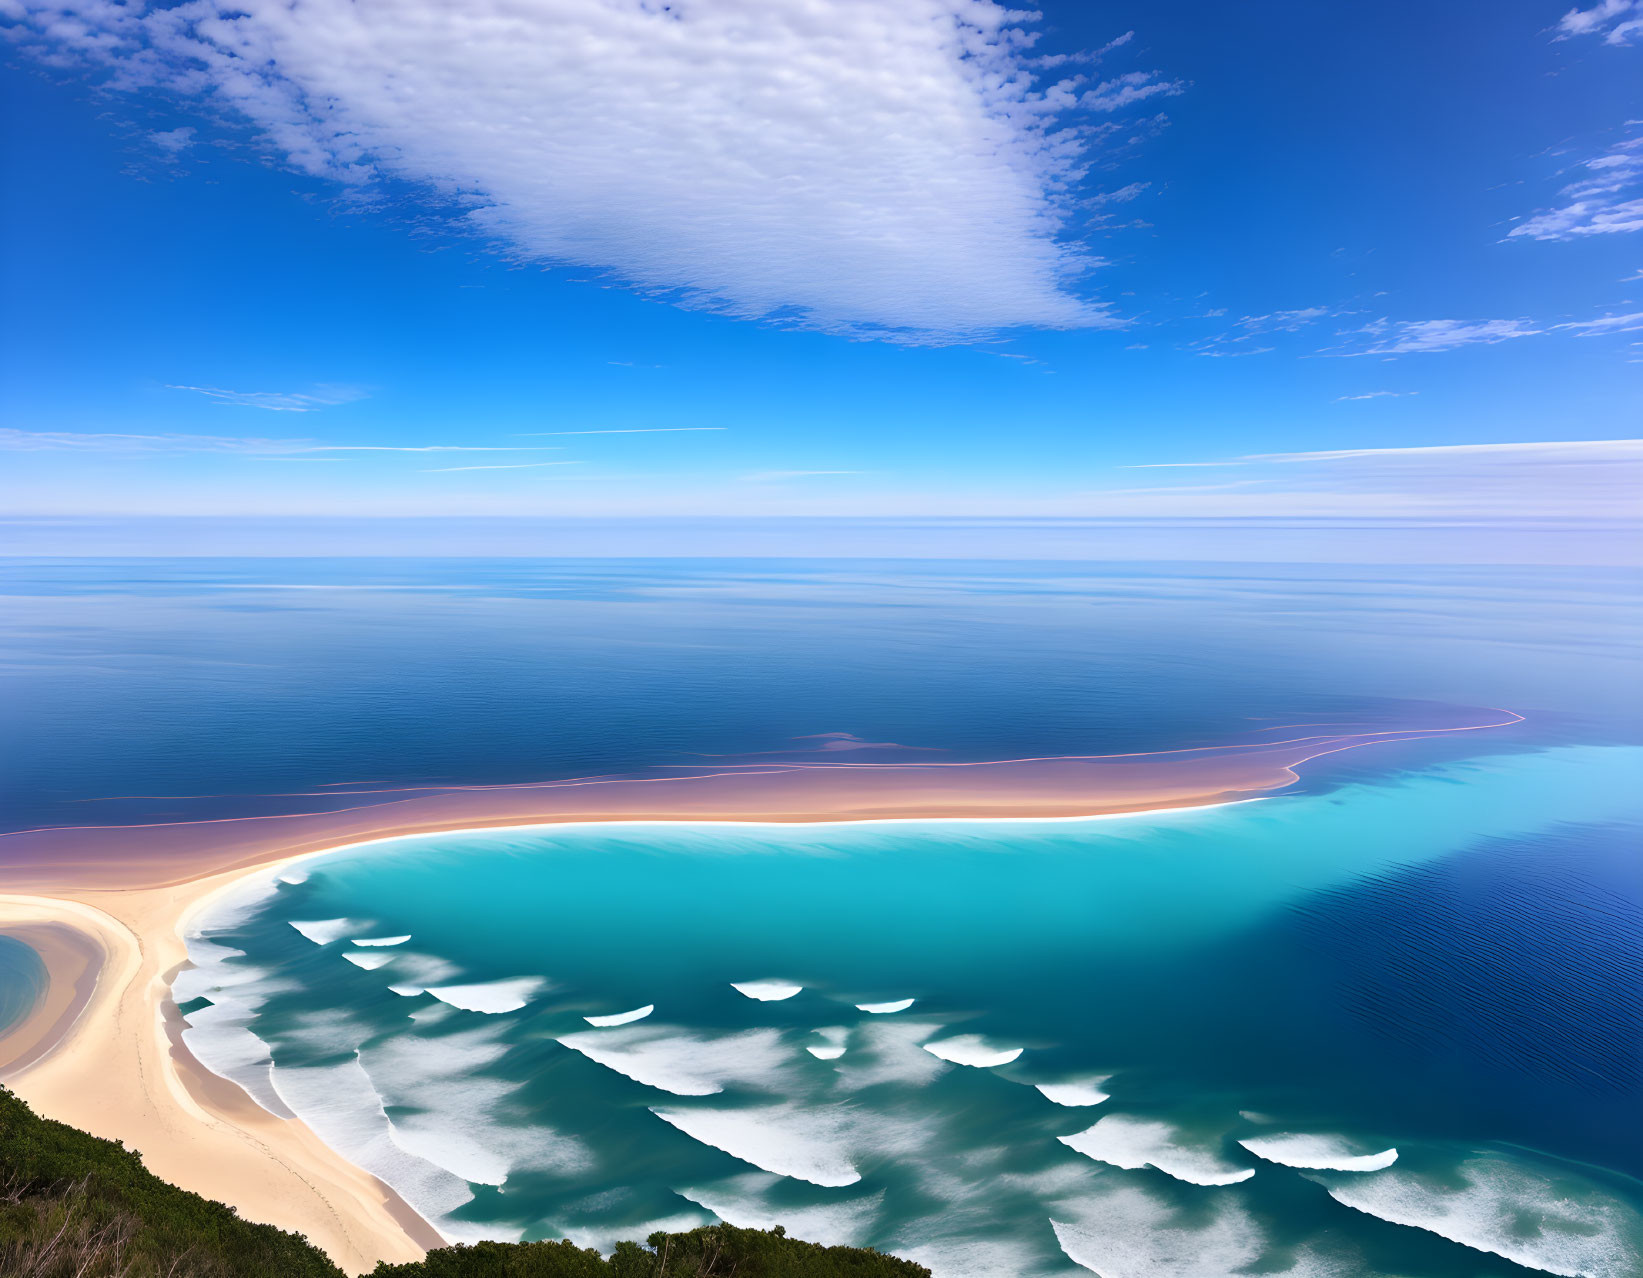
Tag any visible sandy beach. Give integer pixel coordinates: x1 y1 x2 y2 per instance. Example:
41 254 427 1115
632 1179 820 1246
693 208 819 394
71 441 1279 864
0 712 1522 1274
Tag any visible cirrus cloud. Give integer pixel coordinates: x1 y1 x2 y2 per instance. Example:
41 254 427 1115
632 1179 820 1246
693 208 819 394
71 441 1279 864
1556 0 1643 44
3 0 1178 343
1509 136 1643 242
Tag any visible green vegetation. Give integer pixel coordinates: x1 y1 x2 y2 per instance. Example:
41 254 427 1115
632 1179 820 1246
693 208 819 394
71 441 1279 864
0 1084 339 1278
0 1089 928 1277
369 1226 931 1278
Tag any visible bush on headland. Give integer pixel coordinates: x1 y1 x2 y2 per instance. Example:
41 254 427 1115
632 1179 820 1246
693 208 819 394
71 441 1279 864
0 1088 929 1277
0 1085 338 1277
369 1227 932 1277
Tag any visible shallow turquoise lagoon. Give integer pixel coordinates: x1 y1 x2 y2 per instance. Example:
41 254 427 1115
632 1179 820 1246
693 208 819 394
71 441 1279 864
179 745 1643 1277
0 934 45 1039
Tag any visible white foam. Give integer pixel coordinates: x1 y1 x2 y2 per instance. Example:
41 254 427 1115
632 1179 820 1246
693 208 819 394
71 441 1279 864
856 998 915 1014
678 1172 883 1248
1052 1181 1264 1278
1035 1077 1111 1108
1059 1115 1254 1186
172 950 262 1006
270 1055 478 1236
557 1024 791 1096
834 1021 950 1090
651 1101 862 1187
894 1236 1063 1278
584 1004 654 1027
389 984 425 997
362 1026 592 1189
731 979 803 1002
353 934 412 947
180 1003 293 1119
425 977 546 1014
1267 1244 1365 1277
343 951 395 970
278 869 309 885
174 933 298 1119
378 951 461 996
922 1034 1023 1068
807 1027 849 1060
288 918 357 945
276 1006 377 1057
559 1211 713 1254
1240 1132 1397 1173
1317 1154 1643 1277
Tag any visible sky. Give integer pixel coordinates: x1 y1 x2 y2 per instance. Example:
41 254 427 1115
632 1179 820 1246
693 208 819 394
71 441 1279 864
1 0 1640 530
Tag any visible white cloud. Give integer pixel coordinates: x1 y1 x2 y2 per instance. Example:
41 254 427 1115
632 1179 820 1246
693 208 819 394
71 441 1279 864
1100 439 1643 518
422 461 585 472
512 428 725 436
1243 440 1643 464
0 428 561 455
1188 306 1335 356
742 470 861 482
1090 182 1150 205
1080 71 1184 113
149 125 196 154
169 384 368 411
6 0 1180 342
1334 318 1542 355
1510 136 1643 241
1556 0 1643 44
1554 310 1643 335
1335 390 1416 401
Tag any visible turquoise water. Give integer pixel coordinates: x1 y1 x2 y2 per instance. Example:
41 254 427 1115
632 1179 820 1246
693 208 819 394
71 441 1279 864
181 744 1643 1277
0 934 46 1038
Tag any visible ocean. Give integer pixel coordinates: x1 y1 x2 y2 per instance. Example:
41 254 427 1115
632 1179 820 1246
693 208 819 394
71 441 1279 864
3 555 1641 1275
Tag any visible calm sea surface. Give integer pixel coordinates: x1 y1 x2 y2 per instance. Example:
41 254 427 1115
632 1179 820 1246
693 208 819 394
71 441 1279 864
3 556 1641 1276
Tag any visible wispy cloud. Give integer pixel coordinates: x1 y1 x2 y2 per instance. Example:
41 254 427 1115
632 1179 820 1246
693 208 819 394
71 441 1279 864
6 1 1182 343
512 428 725 437
168 384 369 411
1554 311 1643 335
1080 72 1184 113
1335 390 1417 401
1188 306 1336 356
148 126 196 155
1555 0 1643 44
310 446 564 453
0 428 317 454
1243 440 1643 463
0 428 560 456
1101 439 1642 518
1330 318 1542 355
422 461 585 473
1509 135 1643 242
742 470 862 482
1090 182 1151 206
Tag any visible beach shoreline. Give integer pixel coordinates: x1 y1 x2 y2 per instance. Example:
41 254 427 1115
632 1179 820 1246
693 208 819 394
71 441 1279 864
0 712 1524 1273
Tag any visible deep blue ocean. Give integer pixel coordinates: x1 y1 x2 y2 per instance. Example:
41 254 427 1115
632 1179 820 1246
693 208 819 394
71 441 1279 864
3 557 1641 1276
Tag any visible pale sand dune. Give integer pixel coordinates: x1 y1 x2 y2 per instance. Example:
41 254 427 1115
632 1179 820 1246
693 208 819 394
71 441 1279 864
0 709 1521 1273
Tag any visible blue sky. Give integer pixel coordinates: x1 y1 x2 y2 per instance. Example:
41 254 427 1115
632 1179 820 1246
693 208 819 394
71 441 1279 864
1 0 1639 522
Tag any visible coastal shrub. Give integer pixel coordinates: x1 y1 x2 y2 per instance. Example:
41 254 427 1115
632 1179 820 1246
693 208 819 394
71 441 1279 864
370 1237 612 1277
370 1225 931 1277
0 1089 928 1277
0 1086 342 1277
